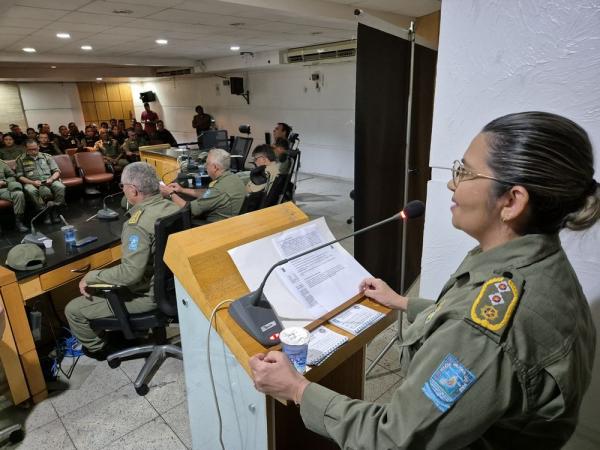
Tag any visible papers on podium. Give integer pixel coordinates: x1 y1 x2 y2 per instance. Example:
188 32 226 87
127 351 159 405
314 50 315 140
228 217 371 328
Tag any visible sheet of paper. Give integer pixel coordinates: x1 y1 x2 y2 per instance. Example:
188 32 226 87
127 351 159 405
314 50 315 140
228 217 371 329
273 220 371 313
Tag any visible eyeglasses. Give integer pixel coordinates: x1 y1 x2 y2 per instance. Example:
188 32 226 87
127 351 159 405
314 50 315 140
434 160 512 187
119 182 138 190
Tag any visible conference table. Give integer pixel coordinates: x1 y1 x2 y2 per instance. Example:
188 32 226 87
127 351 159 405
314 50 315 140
0 199 126 404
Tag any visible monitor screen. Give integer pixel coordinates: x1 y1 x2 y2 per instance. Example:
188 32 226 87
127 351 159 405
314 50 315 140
199 129 229 150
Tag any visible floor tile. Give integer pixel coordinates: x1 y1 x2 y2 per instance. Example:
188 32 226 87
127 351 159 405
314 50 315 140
364 364 401 402
7 418 74 450
162 401 192 449
8 399 58 434
105 416 186 450
120 357 186 414
62 384 158 450
49 358 131 417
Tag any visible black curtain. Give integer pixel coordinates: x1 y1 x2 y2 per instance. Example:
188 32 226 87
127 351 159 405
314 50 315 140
354 23 436 292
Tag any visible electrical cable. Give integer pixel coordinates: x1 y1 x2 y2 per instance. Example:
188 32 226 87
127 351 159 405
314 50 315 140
206 299 233 450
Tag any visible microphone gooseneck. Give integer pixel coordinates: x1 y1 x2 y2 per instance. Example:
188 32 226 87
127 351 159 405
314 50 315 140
29 205 50 234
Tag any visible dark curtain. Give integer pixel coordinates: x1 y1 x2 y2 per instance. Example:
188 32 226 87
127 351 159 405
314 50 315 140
354 23 437 293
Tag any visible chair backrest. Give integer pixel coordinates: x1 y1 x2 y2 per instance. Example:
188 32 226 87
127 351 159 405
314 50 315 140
53 154 78 178
66 148 78 157
154 204 192 317
239 190 265 214
73 151 107 175
262 174 288 208
230 136 253 172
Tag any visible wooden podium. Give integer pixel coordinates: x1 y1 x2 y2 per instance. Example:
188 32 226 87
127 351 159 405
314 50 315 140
164 203 395 450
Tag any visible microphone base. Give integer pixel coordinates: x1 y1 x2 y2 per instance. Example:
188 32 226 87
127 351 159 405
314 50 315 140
228 292 283 346
97 208 119 220
22 232 49 246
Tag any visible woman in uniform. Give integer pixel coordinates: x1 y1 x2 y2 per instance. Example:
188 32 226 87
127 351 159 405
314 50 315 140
250 111 599 449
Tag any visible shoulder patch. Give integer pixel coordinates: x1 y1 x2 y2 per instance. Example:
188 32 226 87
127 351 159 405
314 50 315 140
127 234 140 251
470 276 520 333
422 353 476 413
128 209 143 224
208 180 217 188
202 189 212 198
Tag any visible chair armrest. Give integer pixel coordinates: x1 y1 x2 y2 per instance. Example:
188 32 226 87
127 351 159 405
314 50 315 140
87 284 135 339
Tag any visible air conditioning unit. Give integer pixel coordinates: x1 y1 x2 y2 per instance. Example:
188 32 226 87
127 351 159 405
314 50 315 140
282 40 357 64
155 67 193 77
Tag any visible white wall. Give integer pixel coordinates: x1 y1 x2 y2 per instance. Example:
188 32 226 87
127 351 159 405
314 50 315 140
130 61 356 179
18 83 85 131
421 0 600 447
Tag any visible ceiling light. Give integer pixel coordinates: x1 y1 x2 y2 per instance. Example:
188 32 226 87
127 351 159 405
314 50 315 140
22 47 36 53
51 65 57 69
96 77 103 81
311 31 323 35
81 45 92 50
155 39 168 45
229 22 245 27
230 45 240 51
113 9 133 14
56 32 70 39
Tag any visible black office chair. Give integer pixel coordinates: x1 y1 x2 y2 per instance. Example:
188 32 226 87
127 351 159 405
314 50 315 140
88 204 192 395
239 190 265 214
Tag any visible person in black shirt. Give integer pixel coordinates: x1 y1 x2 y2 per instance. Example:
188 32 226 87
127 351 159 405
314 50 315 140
40 123 56 142
9 124 27 146
56 125 80 152
192 105 213 137
38 133 62 155
68 122 84 140
152 120 177 146
81 125 99 151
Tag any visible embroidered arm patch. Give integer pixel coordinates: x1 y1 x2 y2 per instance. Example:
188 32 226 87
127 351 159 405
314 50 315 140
470 277 520 333
422 353 476 413
128 234 139 251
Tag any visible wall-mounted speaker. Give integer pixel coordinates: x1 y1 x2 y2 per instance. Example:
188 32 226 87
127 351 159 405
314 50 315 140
140 91 157 103
230 77 244 95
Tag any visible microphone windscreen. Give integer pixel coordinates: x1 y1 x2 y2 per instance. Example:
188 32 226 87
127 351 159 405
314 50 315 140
403 200 425 219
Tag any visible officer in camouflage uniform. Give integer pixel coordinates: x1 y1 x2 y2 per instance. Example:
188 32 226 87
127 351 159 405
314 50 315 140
0 159 27 232
16 140 66 224
249 112 598 449
162 148 245 223
65 162 179 358
93 129 128 171
0 134 24 161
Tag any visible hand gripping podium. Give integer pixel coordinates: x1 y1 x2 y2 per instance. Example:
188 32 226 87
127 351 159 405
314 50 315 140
164 203 395 450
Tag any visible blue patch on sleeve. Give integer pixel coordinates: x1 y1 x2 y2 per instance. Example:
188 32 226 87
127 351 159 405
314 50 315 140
202 189 212 198
127 234 140 251
422 353 476 413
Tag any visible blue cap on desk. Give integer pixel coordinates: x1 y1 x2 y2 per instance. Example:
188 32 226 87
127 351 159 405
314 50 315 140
5 244 46 271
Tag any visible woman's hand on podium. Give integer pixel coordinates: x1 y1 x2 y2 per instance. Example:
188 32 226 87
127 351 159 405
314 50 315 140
249 351 310 404
359 277 408 311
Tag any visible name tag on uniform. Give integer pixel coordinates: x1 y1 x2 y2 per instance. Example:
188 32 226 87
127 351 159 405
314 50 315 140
422 353 476 413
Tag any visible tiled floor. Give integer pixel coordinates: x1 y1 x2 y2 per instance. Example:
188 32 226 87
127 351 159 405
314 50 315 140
3 173 411 449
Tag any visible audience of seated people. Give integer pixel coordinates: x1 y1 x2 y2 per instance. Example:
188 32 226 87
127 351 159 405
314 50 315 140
0 119 295 232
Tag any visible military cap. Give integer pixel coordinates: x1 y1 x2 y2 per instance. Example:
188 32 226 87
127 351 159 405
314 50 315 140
6 244 46 271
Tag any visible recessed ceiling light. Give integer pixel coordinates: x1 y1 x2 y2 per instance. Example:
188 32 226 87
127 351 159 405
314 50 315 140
230 45 240 51
56 32 70 39
51 65 57 69
113 9 133 14
155 39 168 45
22 47 36 53
96 77 103 81
229 22 245 27
310 31 323 35
81 45 92 50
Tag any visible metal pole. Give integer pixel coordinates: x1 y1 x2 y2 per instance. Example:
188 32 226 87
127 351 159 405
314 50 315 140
366 20 416 376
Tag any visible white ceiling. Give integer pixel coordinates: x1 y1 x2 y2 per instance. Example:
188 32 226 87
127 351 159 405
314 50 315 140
0 0 439 67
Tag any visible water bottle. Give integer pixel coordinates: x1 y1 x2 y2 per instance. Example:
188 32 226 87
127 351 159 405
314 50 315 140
194 172 202 188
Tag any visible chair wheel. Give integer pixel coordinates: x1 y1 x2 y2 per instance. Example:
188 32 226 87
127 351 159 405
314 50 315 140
107 358 121 369
135 384 149 396
10 429 24 443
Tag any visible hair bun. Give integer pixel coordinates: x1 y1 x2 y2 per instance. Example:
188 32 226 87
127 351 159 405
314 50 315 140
565 181 600 231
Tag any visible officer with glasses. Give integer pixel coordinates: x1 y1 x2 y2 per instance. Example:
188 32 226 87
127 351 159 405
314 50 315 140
249 111 598 449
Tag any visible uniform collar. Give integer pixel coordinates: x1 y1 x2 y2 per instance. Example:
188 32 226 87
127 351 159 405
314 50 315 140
213 170 231 182
451 234 561 280
125 193 163 217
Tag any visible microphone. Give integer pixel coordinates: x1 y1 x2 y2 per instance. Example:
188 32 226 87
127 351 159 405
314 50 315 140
228 200 425 346
22 205 51 245
97 191 123 220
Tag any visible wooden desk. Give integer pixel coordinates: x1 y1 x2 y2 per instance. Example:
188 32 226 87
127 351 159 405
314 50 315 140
0 217 124 405
140 147 181 184
165 203 395 449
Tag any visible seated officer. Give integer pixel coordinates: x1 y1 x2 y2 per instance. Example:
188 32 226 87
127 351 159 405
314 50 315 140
0 159 27 232
245 145 279 194
81 125 99 151
38 132 62 156
0 134 24 161
93 128 128 171
121 129 144 162
16 140 66 224
65 162 180 359
273 138 293 175
161 148 245 223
